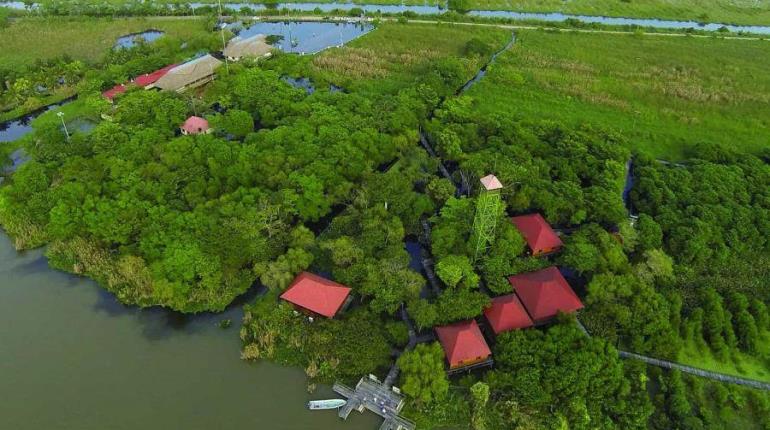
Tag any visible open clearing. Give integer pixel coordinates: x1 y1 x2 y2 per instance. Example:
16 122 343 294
0 16 210 68
463 29 770 159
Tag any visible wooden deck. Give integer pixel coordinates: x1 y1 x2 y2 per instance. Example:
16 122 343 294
334 376 415 430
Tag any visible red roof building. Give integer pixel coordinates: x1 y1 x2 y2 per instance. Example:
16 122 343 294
133 64 177 88
180 116 211 135
102 84 127 101
435 320 492 369
508 267 583 323
511 213 563 256
280 272 351 318
483 294 534 334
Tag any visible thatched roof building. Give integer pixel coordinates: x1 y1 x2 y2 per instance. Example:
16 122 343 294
154 55 223 92
224 34 272 61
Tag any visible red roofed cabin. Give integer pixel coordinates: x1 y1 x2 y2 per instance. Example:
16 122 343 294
435 320 492 370
181 116 211 135
102 84 127 102
483 294 534 334
508 267 583 324
280 272 352 318
133 64 177 89
511 213 563 256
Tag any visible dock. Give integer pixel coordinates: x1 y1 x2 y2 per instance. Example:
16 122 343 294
333 376 415 430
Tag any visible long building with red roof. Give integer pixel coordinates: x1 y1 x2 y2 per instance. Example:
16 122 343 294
511 213 563 256
134 64 177 88
102 84 127 102
508 266 583 323
280 272 351 318
435 320 492 369
483 294 534 334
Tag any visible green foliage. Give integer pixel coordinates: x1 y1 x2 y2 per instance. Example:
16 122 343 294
397 342 450 405
487 320 652 429
436 254 479 289
559 223 628 275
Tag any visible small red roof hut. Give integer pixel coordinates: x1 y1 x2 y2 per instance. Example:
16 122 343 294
280 272 351 318
511 213 563 256
435 320 492 369
508 267 583 323
180 116 211 135
483 294 534 334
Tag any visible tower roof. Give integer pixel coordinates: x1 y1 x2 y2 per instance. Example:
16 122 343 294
435 320 491 367
511 213 563 255
479 174 503 191
508 267 583 322
280 272 351 318
483 294 534 334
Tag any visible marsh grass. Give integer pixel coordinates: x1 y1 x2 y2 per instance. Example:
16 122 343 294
467 29 770 159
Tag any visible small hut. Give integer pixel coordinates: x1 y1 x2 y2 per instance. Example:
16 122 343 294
280 272 352 319
180 116 211 135
483 294 534 335
435 320 492 370
508 267 583 324
511 213 563 256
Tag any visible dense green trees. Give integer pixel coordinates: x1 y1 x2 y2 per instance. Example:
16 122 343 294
397 342 450 405
486 320 652 429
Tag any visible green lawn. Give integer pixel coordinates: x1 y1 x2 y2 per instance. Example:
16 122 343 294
0 16 210 68
467 0 770 26
678 333 770 383
464 29 770 159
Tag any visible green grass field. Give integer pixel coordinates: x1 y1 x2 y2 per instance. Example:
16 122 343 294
678 333 770 383
468 0 770 26
0 16 210 68
464 29 770 159
309 22 511 93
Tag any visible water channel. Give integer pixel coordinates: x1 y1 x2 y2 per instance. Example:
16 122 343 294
4 1 770 34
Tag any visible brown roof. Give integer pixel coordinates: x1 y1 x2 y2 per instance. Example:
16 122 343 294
224 34 272 59
154 55 222 92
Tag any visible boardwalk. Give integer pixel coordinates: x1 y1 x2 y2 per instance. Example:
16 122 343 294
576 319 770 391
334 377 415 430
618 351 770 391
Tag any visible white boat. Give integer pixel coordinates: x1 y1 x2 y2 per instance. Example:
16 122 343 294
307 399 347 410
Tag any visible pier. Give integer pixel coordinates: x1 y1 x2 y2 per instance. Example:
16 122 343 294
333 376 415 430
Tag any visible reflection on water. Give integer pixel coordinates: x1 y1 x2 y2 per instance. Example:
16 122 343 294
238 21 373 54
114 30 165 49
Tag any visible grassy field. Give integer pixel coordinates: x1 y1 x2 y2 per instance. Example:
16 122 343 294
0 16 210 68
468 0 770 26
678 333 770 383
464 29 770 159
308 22 511 93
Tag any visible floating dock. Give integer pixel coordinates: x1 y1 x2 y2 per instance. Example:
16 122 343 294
333 376 415 430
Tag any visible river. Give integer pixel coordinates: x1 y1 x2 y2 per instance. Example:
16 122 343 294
0 231 379 429
3 1 770 34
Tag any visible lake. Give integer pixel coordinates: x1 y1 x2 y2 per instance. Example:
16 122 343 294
236 21 373 54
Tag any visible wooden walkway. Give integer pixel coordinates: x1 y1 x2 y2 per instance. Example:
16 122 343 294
334 377 415 430
575 319 770 391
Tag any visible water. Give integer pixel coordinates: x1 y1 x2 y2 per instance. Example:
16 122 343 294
4 0 770 33
283 75 316 93
0 232 381 430
0 99 73 143
114 30 165 49
238 21 373 54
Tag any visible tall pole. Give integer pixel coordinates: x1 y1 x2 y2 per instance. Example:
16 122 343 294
57 112 70 141
219 0 230 72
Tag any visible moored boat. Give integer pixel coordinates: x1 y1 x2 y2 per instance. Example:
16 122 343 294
307 399 347 410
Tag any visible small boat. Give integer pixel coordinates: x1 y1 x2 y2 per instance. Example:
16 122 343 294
307 399 347 410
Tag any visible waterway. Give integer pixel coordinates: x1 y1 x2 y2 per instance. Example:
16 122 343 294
4 1 770 34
